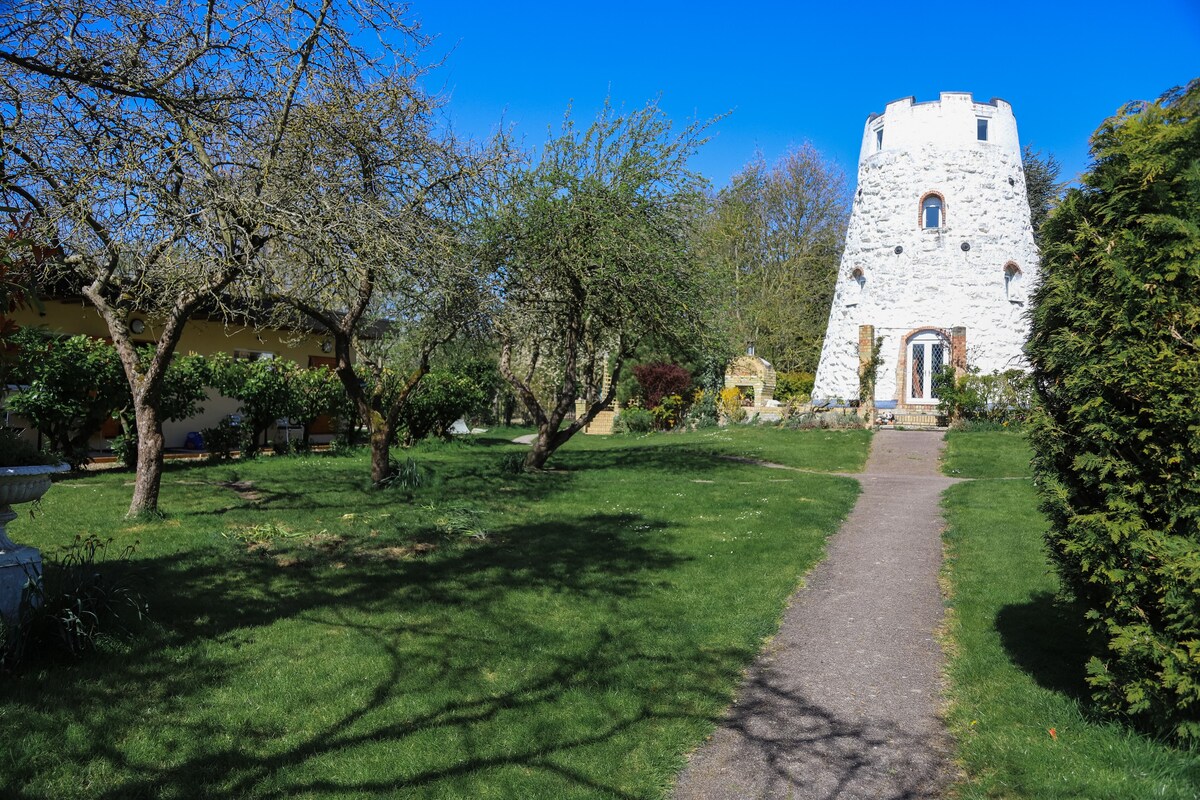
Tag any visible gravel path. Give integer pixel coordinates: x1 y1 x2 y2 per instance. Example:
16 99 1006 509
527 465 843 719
673 429 961 800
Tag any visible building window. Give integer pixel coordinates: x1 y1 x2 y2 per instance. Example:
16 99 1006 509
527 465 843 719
1004 263 1024 303
233 349 275 361
977 118 989 141
921 194 943 229
876 127 883 151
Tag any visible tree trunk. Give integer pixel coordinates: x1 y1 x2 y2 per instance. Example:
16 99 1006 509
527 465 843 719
369 422 391 485
127 397 165 517
525 427 556 470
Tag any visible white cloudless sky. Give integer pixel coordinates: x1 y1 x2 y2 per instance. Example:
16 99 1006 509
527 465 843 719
410 0 1200 188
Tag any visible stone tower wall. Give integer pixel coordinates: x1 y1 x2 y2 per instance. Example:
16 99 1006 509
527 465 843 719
812 92 1040 406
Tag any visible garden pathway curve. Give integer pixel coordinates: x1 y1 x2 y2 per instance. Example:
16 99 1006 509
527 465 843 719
673 429 961 800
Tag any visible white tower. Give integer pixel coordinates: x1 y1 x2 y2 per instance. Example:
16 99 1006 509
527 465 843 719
811 92 1039 411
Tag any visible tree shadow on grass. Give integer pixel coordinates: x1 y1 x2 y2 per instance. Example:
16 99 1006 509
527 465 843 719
1 510 753 799
994 591 1092 701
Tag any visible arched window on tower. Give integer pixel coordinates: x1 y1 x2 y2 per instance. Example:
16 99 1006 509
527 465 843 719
921 194 944 229
1004 262 1025 303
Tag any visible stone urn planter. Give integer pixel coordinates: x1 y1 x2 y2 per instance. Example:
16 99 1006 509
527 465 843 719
0 463 69 624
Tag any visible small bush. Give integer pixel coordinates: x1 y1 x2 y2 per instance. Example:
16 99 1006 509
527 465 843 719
783 411 865 430
936 367 1033 426
651 394 687 430
202 418 248 463
613 407 655 434
0 428 56 467
775 371 814 403
684 388 718 429
717 387 746 423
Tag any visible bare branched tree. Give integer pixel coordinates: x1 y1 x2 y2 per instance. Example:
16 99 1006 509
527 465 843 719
260 79 508 485
0 0 427 515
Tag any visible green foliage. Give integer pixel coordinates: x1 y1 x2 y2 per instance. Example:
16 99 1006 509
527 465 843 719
612 407 655 434
781 410 865 431
400 366 491 445
1027 81 1200 740
935 367 1033 426
112 349 210 469
486 98 714 469
651 393 688 430
208 353 299 455
4 329 126 468
858 335 883 408
201 418 249 463
378 456 428 492
698 145 849 373
774 371 814 403
0 428 56 467
1022 143 1066 249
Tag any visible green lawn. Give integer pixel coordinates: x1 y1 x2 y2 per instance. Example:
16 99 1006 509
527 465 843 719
940 432 1200 798
942 429 1031 478
2 426 866 799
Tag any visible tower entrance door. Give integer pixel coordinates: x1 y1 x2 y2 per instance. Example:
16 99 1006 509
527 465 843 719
906 330 948 405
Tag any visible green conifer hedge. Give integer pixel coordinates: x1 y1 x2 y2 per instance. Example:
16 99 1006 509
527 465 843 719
1027 80 1200 740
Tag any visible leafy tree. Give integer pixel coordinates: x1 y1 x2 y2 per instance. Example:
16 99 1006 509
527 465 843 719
208 354 299 455
1027 81 1200 740
699 145 849 373
0 0 426 515
290 366 343 448
3 330 126 467
1022 143 1066 249
484 100 713 469
399 369 488 446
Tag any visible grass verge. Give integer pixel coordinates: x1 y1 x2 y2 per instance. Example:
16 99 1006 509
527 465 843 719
941 433 1199 798
2 426 865 799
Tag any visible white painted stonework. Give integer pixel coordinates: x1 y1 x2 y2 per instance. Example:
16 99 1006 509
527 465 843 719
812 92 1040 407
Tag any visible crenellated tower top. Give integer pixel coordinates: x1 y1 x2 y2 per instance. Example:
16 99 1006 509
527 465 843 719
859 92 1021 163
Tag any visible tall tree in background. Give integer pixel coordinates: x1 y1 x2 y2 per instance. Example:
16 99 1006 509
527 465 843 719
700 145 849 373
1027 81 1200 740
0 0 427 515
485 100 713 470
1022 143 1065 249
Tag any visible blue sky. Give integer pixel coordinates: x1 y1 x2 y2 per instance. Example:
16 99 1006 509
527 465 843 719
411 1 1199 189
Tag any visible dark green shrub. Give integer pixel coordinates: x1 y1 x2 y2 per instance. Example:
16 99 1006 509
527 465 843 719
202 418 248 463
1027 81 1200 740
0 428 55 467
399 369 489 445
774 371 815 402
613 407 654 434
